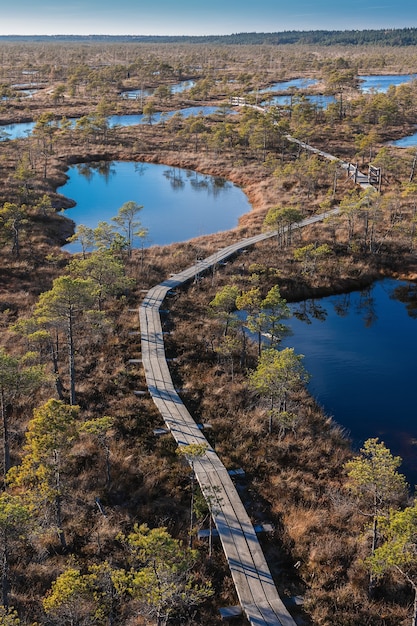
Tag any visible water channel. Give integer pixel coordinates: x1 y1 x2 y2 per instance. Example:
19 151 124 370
281 278 417 486
261 74 417 94
0 105 223 140
58 160 251 253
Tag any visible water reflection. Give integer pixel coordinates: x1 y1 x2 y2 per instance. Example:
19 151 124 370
134 162 148 176
161 167 231 195
186 170 226 195
120 87 155 99
332 292 351 318
355 286 377 328
293 300 327 323
282 278 417 485
120 79 196 99
267 94 336 108
163 167 186 191
76 161 116 182
390 282 417 318
58 160 251 252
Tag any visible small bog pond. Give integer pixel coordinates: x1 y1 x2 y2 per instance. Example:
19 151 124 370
282 279 417 485
120 80 196 99
266 94 336 108
391 131 417 148
259 78 318 93
359 73 417 93
58 161 251 252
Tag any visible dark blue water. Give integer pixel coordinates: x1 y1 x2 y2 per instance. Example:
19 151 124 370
281 279 417 486
58 161 251 252
0 106 223 140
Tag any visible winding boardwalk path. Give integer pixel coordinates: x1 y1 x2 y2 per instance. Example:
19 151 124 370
139 213 337 626
138 138 373 625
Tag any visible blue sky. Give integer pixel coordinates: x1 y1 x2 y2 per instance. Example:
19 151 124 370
2 0 417 36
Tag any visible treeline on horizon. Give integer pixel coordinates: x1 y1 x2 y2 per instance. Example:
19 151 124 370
2 27 417 46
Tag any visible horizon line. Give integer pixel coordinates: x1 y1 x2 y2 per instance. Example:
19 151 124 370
0 27 415 38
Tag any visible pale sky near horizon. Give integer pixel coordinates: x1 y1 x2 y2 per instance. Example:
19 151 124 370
2 0 417 36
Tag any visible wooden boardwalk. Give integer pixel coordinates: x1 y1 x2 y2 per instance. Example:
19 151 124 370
285 134 375 190
138 136 373 625
139 216 338 626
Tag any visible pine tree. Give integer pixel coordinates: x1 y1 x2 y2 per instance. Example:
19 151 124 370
249 347 309 436
8 399 79 549
0 348 46 476
34 276 101 405
345 438 408 594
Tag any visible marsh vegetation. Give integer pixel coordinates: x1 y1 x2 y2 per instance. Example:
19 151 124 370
2 37 417 625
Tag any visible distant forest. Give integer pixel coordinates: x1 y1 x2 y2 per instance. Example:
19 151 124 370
2 28 417 46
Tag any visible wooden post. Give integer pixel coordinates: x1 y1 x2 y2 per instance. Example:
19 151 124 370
410 149 417 182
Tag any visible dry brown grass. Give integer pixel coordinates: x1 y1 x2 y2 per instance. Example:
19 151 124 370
160 211 417 624
3 45 417 624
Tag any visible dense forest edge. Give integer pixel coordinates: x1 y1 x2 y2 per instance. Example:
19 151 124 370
3 28 417 46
